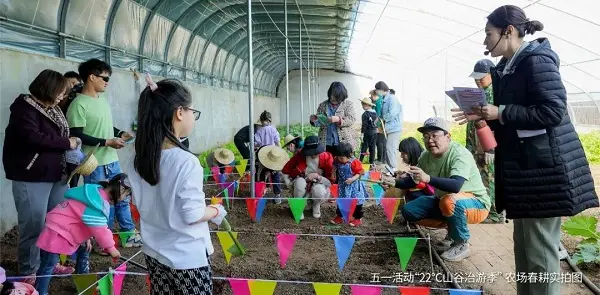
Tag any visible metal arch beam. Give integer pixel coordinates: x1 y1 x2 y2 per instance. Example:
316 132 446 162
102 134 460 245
138 0 169 71
58 0 70 58
104 0 123 63
211 29 247 78
163 0 203 65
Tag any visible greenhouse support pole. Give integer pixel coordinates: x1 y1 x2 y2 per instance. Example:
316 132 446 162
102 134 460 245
247 0 255 199
299 17 304 137
308 46 311 121
284 0 290 135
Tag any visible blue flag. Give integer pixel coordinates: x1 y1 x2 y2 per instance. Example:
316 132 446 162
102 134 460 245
332 235 355 270
336 198 357 223
449 289 482 295
255 198 268 222
371 184 384 205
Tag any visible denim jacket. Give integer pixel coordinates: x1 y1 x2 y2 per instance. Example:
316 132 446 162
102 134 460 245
381 93 403 133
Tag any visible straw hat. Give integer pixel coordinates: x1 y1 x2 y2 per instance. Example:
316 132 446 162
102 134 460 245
258 146 290 171
359 97 375 106
67 143 100 184
283 134 300 147
214 148 235 165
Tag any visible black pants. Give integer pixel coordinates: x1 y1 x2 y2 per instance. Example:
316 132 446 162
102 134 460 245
326 145 338 156
234 136 250 159
359 132 377 164
66 163 79 187
336 204 364 220
256 167 281 194
376 133 387 163
145 254 212 295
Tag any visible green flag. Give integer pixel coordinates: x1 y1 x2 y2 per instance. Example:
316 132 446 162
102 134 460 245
223 188 231 209
73 274 98 295
97 273 112 295
287 198 306 224
203 167 210 181
118 231 135 246
394 237 418 271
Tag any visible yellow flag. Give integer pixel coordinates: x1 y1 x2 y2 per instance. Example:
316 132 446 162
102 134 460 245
73 274 98 295
313 282 342 295
362 164 370 172
236 159 248 175
217 231 238 264
59 254 67 264
249 280 277 295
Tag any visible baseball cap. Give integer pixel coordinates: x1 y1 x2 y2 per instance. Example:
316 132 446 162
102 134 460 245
469 59 495 79
417 117 450 134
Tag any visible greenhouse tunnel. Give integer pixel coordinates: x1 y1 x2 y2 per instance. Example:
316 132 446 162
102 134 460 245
1 0 599 233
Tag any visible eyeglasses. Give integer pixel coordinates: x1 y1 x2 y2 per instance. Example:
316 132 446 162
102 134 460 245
185 107 201 120
422 132 446 141
94 74 110 82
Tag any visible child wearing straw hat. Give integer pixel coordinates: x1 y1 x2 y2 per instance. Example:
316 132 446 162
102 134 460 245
256 145 290 204
282 134 303 154
358 97 378 165
206 148 235 174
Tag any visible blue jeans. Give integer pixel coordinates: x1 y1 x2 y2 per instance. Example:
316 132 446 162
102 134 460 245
35 250 60 295
69 244 90 273
83 161 135 232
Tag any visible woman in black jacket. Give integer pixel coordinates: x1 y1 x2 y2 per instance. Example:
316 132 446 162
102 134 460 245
453 5 598 295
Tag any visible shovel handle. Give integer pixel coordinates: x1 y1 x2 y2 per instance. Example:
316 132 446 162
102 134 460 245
219 218 246 256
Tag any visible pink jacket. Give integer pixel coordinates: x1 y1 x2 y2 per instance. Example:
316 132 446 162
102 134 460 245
36 184 116 255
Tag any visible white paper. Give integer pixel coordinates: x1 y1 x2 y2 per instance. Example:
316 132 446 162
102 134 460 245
516 129 547 138
453 87 488 114
445 90 458 105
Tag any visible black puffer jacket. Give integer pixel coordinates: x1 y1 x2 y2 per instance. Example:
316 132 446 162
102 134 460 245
489 38 598 219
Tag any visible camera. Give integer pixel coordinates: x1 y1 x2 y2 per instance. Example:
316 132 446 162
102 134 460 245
68 82 83 100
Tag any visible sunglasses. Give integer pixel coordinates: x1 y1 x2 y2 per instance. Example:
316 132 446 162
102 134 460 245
94 74 110 82
185 107 201 121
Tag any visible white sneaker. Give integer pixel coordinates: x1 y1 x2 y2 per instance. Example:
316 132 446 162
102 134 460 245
312 203 321 218
273 194 282 204
436 233 453 251
123 232 143 248
441 241 470 262
559 249 569 260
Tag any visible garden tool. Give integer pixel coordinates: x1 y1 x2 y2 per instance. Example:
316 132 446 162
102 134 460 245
211 198 246 256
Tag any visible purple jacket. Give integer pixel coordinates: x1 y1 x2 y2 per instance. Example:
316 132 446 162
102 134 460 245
3 94 71 182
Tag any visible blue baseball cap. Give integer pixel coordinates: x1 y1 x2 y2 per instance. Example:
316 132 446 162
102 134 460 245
469 59 495 79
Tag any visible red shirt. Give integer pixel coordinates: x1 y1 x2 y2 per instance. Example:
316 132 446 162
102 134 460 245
281 150 335 182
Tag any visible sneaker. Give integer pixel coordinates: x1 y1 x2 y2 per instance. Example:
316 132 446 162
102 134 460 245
441 241 471 262
330 216 344 225
300 213 304 220
349 218 362 227
123 232 143 248
312 203 322 218
559 249 569 260
436 233 453 251
273 194 282 205
53 263 74 275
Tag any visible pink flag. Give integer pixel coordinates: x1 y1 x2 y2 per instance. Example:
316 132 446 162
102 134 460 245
113 263 127 295
381 198 400 224
255 182 266 198
276 234 298 268
211 166 221 183
228 278 251 295
350 285 382 295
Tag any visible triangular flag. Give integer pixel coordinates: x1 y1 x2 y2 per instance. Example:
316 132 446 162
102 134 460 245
249 280 277 295
211 166 221 182
245 199 257 221
130 203 140 223
362 164 370 172
255 182 266 198
288 198 307 223
332 235 355 270
330 184 339 198
227 182 235 200
222 189 231 209
369 170 382 181
118 231 134 246
235 180 240 195
351 285 382 295
113 263 127 295
97 273 112 295
236 159 248 175
276 234 297 268
145 275 151 293
203 167 210 181
255 198 267 222
313 282 342 295
371 184 384 205
225 166 234 175
394 237 418 271
112 233 120 247
245 198 267 222
336 198 358 223
217 231 239 264
399 286 431 295
362 170 371 180
381 198 400 224
228 278 251 295
449 290 482 295
218 173 227 184
73 274 98 295
59 254 67 264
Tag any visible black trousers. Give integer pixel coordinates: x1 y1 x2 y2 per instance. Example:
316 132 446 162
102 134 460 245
234 136 251 159
376 133 387 163
359 132 377 164
336 204 364 219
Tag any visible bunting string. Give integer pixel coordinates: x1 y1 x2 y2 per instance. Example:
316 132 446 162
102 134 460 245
206 196 405 200
5 271 149 280
77 250 143 295
106 230 423 240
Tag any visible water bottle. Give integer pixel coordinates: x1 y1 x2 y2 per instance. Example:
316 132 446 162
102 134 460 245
475 120 497 151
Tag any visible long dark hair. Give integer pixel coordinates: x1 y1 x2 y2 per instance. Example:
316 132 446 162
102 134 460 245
98 173 129 205
398 137 424 166
487 5 544 37
134 79 192 185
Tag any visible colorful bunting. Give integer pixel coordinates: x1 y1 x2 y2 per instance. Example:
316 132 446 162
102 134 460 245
381 198 400 224
97 273 112 295
330 184 339 198
361 164 370 172
203 167 210 181
369 171 382 181
399 286 431 295
217 231 239 264
130 203 140 223
362 170 371 180
236 159 248 175
394 237 418 271
371 184 384 205
255 182 267 198
59 254 67 264
118 231 134 246
113 263 127 295
211 166 221 182
73 274 98 295
249 280 277 295
276 234 298 268
228 278 252 295
145 275 151 293
112 233 120 247
332 235 355 270
336 198 358 223
224 166 234 175
313 282 342 295
222 188 231 209
218 173 227 184
449 290 482 295
287 198 307 223
245 198 267 222
350 285 383 295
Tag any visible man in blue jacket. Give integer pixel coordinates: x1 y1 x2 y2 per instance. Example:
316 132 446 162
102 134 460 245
375 81 403 172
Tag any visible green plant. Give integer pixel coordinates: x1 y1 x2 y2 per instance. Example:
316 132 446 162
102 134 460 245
562 215 600 265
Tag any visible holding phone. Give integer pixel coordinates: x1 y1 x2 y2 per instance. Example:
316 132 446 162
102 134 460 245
124 137 135 144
